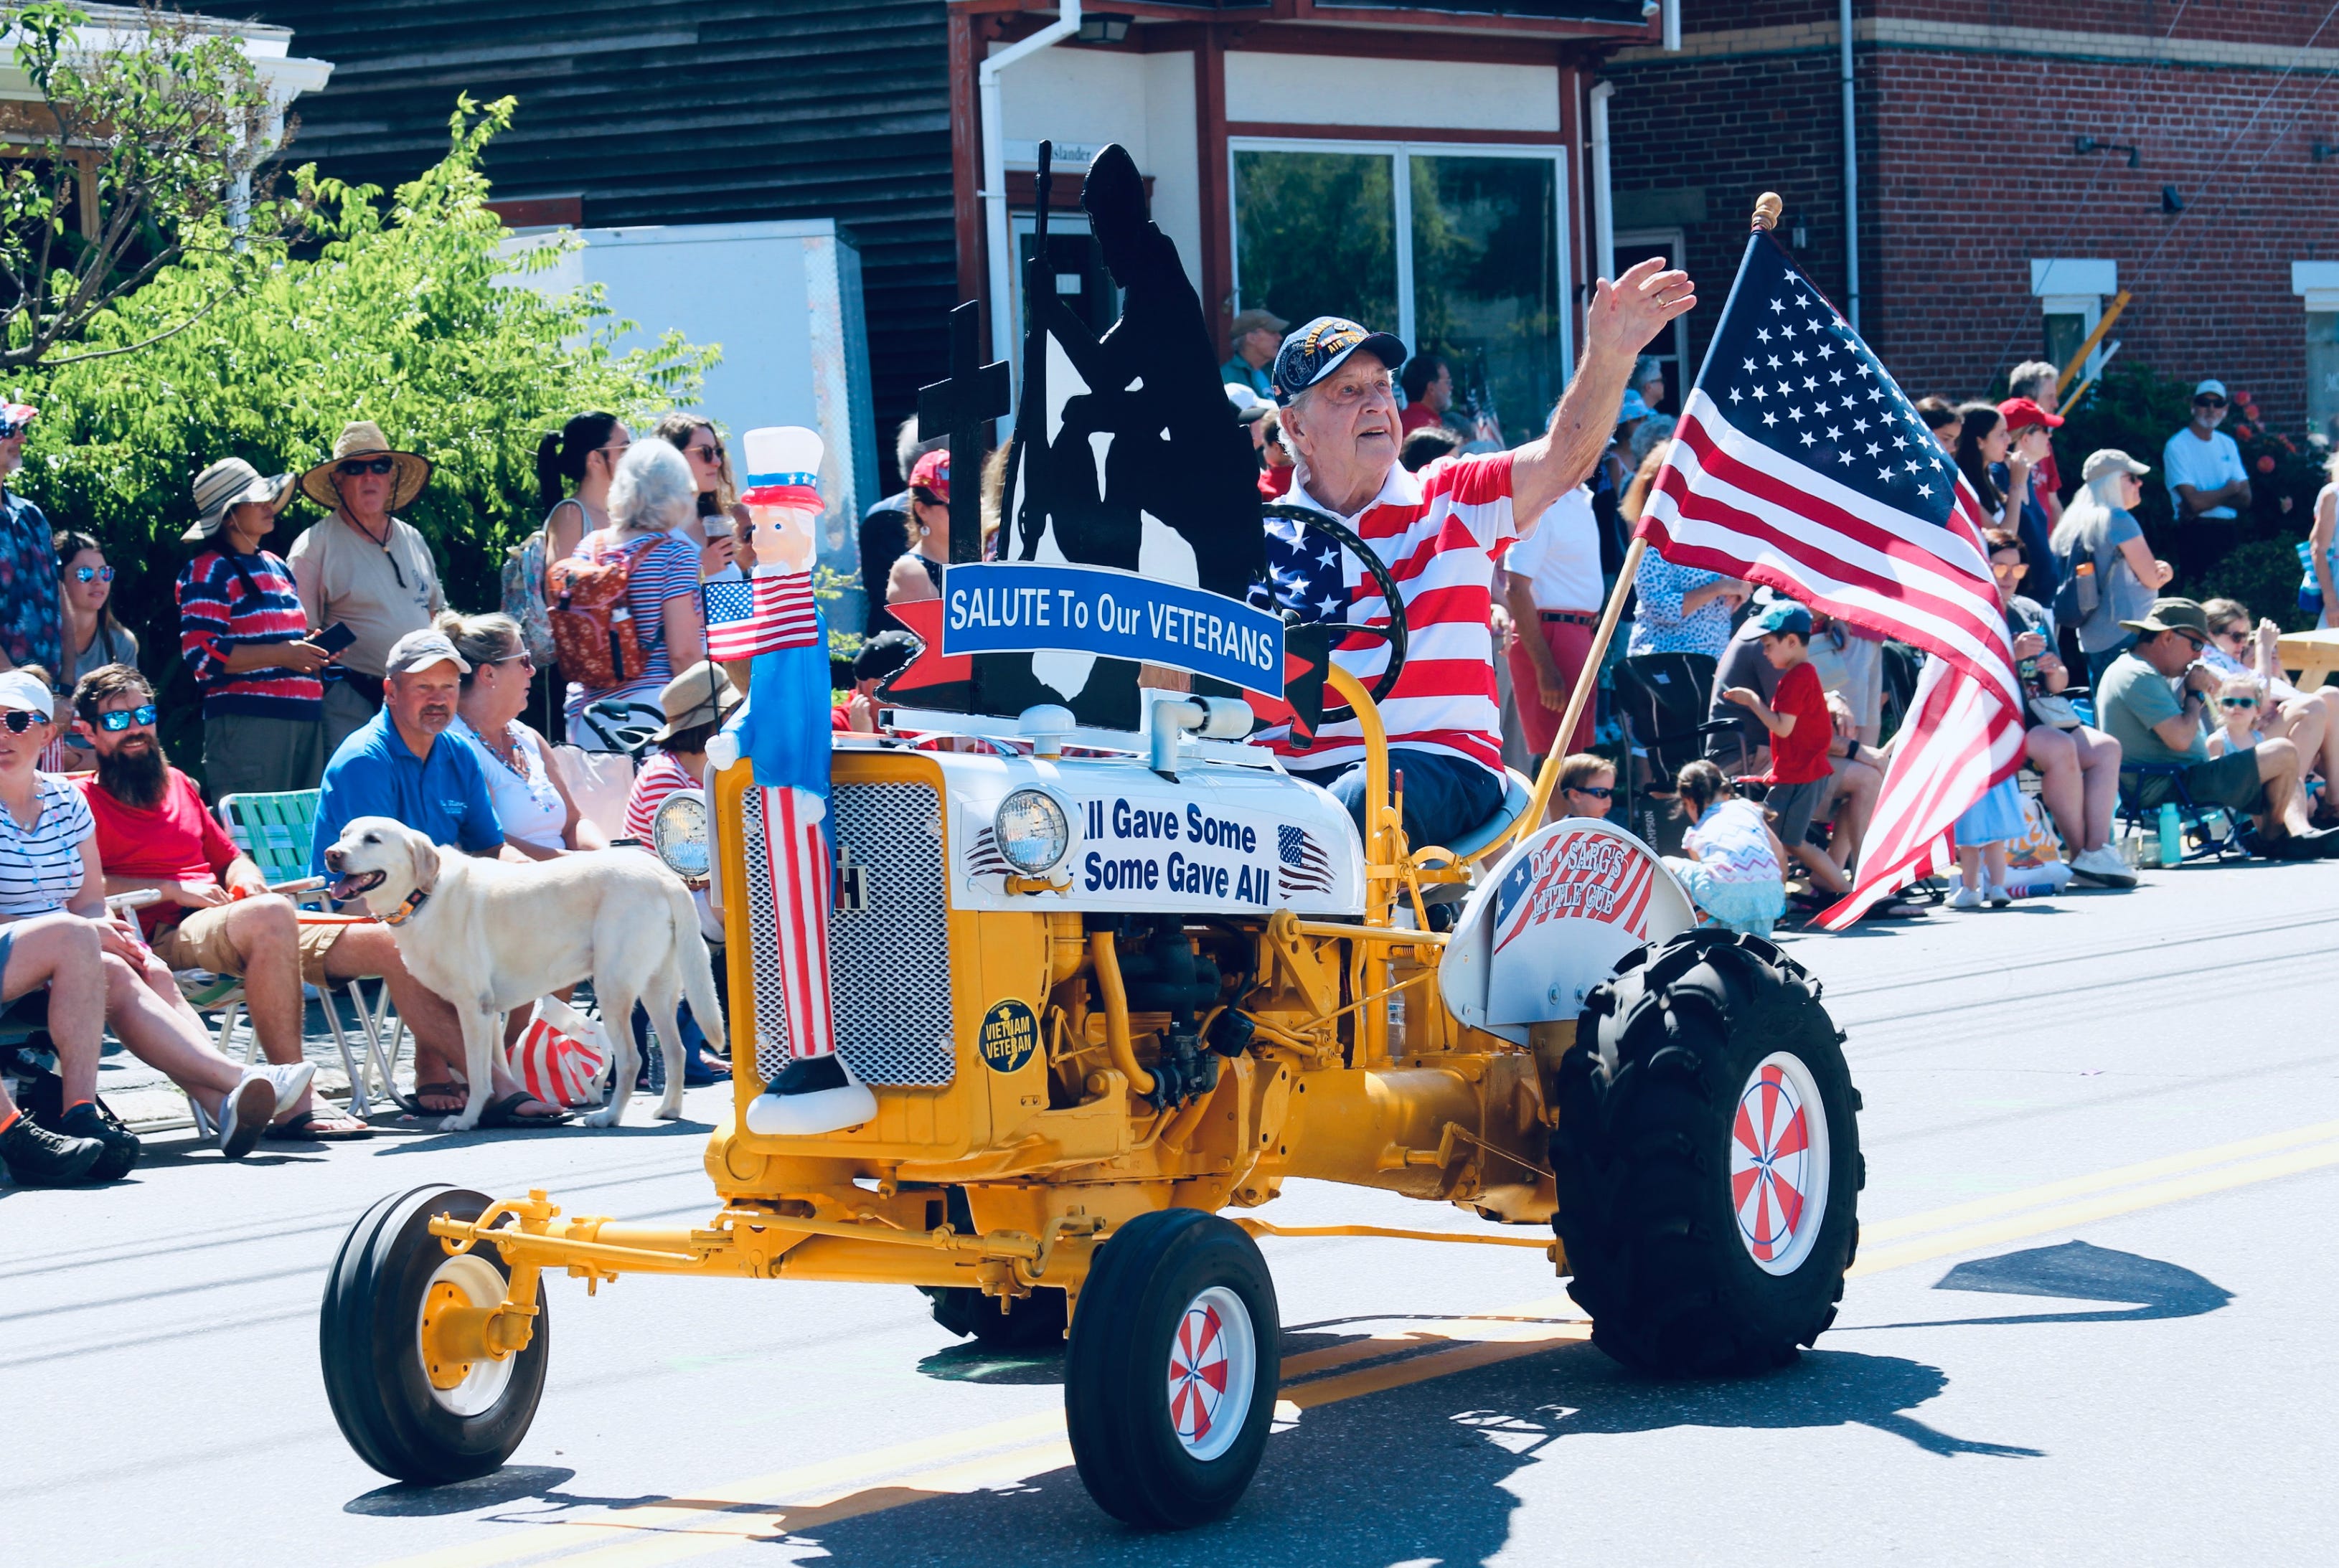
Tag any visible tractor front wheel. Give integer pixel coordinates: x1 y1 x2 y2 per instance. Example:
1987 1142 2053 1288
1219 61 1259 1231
320 1185 550 1483
1064 1209 1280 1529
1550 928 1863 1376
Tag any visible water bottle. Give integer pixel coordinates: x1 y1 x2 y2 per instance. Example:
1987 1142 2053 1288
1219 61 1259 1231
2157 803 2181 867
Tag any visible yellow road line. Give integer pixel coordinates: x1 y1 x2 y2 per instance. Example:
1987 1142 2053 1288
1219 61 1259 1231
1857 1118 2339 1245
370 1122 2339 1568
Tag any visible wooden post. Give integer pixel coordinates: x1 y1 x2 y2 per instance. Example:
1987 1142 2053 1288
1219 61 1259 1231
1493 192 1785 852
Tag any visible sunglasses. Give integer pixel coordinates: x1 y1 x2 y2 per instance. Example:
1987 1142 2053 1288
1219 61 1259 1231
683 442 723 462
0 422 28 440
2213 627 2249 641
336 457 396 477
2221 696 2259 708
71 565 113 584
2194 396 2228 408
1569 784 1616 799
0 709 46 733
95 704 158 731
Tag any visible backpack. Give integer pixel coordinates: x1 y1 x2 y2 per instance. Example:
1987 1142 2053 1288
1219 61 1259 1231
546 533 654 689
2048 521 2101 632
499 513 562 668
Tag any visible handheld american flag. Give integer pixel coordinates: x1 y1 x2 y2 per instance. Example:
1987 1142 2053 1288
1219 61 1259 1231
1637 225 2023 928
704 572 819 663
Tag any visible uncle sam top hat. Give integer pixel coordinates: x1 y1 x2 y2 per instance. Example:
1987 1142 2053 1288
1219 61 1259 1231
740 426 825 510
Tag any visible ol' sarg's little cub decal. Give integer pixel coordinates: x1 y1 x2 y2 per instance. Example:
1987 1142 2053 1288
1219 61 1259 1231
1492 828 1659 953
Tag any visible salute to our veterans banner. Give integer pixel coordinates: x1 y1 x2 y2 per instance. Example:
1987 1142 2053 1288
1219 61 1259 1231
936 561 1288 699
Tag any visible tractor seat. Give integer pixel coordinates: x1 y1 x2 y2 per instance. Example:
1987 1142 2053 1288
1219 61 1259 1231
1443 768 1535 862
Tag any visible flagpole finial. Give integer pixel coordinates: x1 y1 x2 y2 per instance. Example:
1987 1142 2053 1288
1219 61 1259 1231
1751 192 1784 232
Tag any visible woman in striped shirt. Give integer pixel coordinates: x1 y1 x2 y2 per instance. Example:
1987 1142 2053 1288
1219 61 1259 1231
0 668 312 1169
563 440 707 745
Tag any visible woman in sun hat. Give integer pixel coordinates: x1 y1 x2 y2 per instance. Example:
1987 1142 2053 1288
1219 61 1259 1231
287 420 446 754
178 457 337 797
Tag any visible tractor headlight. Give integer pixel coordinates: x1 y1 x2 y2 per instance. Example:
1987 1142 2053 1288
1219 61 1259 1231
651 790 710 880
994 787 1072 875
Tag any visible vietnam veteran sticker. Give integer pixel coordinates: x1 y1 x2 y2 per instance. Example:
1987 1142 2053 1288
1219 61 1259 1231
978 998 1040 1073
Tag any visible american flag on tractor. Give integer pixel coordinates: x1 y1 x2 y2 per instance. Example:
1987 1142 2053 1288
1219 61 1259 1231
1277 824 1335 895
704 574 818 663
1635 226 2023 927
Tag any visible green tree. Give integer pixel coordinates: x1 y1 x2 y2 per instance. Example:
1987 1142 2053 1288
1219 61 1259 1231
1 2 300 368
14 94 712 767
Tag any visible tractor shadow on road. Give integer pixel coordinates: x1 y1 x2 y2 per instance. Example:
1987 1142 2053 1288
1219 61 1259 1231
786 1339 2034 1568
345 1465 580 1517
1847 1241 2234 1330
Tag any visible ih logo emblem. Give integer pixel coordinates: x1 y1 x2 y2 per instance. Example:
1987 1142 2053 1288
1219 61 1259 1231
833 843 868 914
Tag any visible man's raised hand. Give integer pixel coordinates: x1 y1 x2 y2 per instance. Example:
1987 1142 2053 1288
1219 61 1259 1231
1589 257 1695 360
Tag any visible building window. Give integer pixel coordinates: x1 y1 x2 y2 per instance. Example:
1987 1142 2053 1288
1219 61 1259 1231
2030 258 2117 390
2295 263 2339 447
1232 138 1569 443
1613 227 1687 415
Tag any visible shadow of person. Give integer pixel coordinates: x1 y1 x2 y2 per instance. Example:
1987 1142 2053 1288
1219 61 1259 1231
1853 1240 2234 1330
759 1340 2032 1568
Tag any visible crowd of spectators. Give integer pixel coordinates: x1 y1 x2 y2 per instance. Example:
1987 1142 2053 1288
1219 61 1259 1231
6 316 2338 1184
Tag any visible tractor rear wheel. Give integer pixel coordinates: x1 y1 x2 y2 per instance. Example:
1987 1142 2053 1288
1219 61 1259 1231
1064 1209 1279 1529
320 1185 550 1483
1550 927 1862 1376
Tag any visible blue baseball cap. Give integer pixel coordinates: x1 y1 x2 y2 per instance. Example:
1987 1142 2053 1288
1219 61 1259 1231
1619 389 1652 422
1271 316 1407 407
1753 600 1812 637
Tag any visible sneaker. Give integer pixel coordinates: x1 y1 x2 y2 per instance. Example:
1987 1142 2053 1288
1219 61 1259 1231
1947 884 1983 910
217 1075 278 1160
0 1113 103 1186
2068 845 2139 888
245 1062 316 1118
52 1100 140 1182
1984 884 2013 908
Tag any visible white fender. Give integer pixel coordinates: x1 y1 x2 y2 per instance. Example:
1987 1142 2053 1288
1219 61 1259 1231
1438 818 1698 1044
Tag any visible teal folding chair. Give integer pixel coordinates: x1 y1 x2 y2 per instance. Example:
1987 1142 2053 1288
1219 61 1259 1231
213 791 408 1116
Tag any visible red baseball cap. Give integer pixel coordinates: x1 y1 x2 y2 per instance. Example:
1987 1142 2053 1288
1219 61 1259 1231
1997 396 2064 430
909 448 949 501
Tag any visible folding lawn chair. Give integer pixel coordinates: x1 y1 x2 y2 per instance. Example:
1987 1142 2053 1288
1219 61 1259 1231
213 790 409 1116
2116 764 2249 865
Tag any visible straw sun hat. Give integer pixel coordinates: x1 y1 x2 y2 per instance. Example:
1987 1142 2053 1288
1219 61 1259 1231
297 420 433 513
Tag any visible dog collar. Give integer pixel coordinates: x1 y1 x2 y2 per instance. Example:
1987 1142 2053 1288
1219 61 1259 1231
380 888 430 927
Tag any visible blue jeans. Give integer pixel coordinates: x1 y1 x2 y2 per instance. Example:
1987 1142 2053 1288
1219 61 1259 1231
1291 747 1507 852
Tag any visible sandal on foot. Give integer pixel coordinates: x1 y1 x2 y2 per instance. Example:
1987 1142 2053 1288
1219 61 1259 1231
478 1092 572 1129
404 1080 469 1117
265 1110 375 1141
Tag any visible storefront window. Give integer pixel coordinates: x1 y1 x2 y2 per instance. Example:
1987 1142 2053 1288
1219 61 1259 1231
1232 140 1568 438
1233 148 1397 338
1410 154 1562 441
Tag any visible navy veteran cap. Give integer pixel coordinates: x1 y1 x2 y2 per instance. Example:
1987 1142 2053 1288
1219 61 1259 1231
1271 316 1407 407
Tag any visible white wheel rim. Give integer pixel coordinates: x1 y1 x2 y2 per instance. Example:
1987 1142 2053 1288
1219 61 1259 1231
1166 1285 1256 1463
1730 1050 1832 1277
417 1252 517 1417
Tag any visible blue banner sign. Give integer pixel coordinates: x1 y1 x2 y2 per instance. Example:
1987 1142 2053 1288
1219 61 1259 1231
939 562 1284 697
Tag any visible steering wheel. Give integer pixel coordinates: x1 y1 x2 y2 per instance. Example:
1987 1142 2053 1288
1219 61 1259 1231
1253 503 1409 725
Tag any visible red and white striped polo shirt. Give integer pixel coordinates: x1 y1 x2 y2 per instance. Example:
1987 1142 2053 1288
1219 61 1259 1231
1270 451 1518 777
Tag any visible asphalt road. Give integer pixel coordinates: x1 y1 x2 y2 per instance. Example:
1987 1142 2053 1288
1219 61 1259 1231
8 860 2338 1567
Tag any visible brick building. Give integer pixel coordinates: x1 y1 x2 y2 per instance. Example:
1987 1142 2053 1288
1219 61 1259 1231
1601 3 2339 436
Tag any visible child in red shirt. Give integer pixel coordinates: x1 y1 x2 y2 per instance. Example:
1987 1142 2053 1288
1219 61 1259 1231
1721 602 1850 899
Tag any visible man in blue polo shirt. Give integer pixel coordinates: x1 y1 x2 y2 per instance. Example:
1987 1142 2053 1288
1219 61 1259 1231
307 628 567 1125
311 627 503 877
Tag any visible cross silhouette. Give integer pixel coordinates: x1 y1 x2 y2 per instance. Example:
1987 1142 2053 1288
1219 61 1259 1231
917 302 1011 565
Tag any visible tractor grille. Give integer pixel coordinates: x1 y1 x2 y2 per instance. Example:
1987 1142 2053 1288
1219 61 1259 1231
741 781 956 1087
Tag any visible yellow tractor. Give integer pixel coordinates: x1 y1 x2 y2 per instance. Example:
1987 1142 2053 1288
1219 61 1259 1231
319 514 1860 1529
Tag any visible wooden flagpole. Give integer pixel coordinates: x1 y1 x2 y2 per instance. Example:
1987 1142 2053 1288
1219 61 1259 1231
1501 192 1784 846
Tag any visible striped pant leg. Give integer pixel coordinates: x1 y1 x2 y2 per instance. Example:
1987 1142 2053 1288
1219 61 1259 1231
759 784 837 1062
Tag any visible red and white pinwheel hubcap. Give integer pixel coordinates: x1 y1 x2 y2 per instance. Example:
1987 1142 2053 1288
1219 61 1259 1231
1730 1051 1832 1277
1166 1285 1256 1462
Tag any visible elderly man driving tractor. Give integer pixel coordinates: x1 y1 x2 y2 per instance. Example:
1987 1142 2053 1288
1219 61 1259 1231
1266 262 1695 851
317 165 1863 1539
